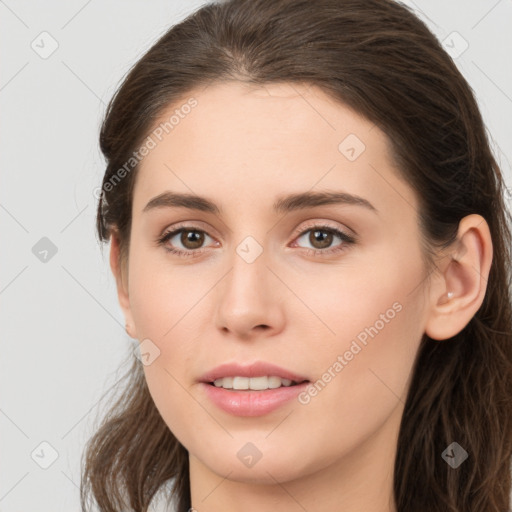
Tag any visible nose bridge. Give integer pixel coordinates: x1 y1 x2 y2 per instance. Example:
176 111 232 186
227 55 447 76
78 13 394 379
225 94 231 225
214 232 284 335
224 220 270 286
224 235 270 307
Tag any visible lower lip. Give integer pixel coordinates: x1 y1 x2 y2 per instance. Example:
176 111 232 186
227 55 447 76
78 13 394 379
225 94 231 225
200 381 310 417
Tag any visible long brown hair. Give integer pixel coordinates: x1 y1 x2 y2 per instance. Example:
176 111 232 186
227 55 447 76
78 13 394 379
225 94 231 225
81 0 512 510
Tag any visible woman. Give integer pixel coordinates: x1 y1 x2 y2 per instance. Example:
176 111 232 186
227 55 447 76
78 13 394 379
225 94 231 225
81 0 512 511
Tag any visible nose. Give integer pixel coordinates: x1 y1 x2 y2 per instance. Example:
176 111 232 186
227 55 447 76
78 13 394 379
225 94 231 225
214 244 286 340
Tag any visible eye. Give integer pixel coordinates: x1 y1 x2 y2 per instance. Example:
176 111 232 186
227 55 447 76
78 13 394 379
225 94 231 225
157 226 216 258
156 223 357 258
292 225 356 256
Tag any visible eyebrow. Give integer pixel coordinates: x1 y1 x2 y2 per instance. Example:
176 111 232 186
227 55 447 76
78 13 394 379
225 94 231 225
142 190 378 215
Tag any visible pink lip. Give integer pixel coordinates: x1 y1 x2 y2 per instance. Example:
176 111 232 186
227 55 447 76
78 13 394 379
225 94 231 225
198 361 310 417
200 381 310 417
199 361 309 383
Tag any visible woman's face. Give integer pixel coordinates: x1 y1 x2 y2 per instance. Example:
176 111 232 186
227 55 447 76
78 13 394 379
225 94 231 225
116 81 432 485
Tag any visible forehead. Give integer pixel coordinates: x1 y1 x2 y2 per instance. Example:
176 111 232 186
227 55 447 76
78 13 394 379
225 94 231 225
132 81 416 219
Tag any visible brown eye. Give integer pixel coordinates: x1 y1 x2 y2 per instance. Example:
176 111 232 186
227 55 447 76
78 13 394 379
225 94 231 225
158 227 214 255
158 223 356 258
179 229 205 250
293 225 356 256
308 229 333 249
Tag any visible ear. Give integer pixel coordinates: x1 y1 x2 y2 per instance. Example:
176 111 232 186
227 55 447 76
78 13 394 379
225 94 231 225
424 214 493 341
109 231 138 339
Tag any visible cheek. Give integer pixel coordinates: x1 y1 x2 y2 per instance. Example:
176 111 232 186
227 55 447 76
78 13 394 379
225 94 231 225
289 246 426 412
127 245 213 340
290 244 425 350
126 251 212 440
282 276 425 475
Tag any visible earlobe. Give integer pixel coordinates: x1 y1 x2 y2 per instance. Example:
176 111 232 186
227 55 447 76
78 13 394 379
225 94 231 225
109 231 137 339
424 214 493 341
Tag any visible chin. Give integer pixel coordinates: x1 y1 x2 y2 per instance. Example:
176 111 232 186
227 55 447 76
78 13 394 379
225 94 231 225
194 442 318 485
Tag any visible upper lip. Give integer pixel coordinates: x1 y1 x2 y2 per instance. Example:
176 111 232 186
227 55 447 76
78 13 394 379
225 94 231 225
199 361 310 383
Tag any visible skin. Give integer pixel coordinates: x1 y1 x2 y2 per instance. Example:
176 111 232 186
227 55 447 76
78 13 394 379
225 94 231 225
109 81 492 512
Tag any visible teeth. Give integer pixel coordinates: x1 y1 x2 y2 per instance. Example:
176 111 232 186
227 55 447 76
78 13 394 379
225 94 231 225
212 376 296 390
233 376 249 389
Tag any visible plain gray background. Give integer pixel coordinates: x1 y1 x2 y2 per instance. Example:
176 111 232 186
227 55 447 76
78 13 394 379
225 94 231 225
1 1 511 511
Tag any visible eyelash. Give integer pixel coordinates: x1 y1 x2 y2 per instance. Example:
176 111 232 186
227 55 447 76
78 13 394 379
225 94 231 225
156 223 357 259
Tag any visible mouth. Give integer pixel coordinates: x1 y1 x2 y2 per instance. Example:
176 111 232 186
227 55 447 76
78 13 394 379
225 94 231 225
199 361 310 390
201 377 311 416
207 376 310 391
